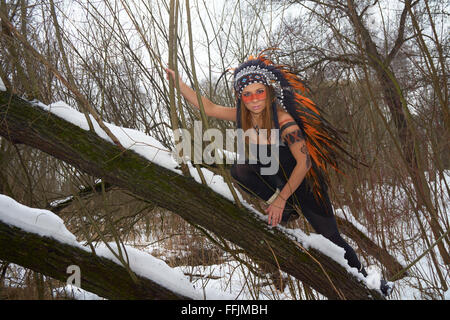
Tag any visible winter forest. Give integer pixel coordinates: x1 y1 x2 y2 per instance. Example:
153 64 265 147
0 0 448 302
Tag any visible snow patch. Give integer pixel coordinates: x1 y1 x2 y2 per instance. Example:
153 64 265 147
365 265 383 291
0 77 6 91
93 242 202 299
53 285 104 300
0 194 79 245
187 162 244 203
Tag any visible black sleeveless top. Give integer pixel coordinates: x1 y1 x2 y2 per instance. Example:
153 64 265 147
241 120 298 175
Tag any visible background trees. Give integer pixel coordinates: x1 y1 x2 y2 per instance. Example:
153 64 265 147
0 0 448 299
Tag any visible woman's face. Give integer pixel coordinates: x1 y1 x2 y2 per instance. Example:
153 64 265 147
241 83 267 115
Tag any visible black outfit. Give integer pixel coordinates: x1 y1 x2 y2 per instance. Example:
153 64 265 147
230 140 366 275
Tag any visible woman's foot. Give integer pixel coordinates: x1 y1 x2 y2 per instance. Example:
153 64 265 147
361 266 393 297
380 279 394 297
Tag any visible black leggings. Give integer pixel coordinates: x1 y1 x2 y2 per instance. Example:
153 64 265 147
230 147 364 274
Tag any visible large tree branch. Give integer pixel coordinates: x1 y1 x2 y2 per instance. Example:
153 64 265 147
0 90 385 299
0 219 192 300
386 0 416 65
45 181 114 214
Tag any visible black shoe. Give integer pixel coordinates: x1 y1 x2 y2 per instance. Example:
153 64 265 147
380 279 393 296
359 266 368 277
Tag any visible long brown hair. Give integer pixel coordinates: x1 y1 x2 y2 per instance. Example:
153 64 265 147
240 85 275 143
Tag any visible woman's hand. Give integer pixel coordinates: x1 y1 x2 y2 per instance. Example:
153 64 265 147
265 196 286 226
165 68 176 81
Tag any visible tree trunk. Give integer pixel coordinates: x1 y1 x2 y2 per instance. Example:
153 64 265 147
0 220 192 300
0 90 385 299
346 0 449 265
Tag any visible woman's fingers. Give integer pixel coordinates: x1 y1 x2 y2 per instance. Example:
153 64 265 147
266 206 282 226
165 68 180 84
165 68 173 80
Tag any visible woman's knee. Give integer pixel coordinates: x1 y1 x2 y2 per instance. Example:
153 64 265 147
300 205 339 239
230 163 258 181
230 163 249 181
230 164 239 180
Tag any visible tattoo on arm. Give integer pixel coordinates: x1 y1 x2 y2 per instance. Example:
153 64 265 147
283 129 312 169
283 129 305 146
301 144 312 169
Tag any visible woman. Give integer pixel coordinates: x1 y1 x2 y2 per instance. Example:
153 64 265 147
165 54 391 295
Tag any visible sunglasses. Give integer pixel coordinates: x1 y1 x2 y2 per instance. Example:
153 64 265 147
241 89 267 103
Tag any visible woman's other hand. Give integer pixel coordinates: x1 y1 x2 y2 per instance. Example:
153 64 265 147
165 68 176 81
265 196 286 226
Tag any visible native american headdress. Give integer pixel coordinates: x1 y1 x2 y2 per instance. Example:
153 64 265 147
233 52 357 203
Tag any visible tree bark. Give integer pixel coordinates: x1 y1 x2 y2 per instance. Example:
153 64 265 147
0 220 192 300
0 90 385 299
346 0 415 166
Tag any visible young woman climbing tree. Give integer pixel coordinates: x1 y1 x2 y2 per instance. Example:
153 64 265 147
165 52 392 296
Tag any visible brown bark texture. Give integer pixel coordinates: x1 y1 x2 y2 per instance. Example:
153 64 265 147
0 220 192 300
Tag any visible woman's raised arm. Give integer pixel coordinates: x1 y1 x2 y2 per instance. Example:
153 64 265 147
165 68 236 122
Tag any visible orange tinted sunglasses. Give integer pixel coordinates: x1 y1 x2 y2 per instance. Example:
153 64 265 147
241 89 266 103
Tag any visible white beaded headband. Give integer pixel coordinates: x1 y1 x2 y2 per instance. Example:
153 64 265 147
233 65 285 108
